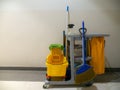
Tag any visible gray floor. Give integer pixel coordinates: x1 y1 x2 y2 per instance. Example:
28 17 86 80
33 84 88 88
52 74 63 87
0 70 120 82
0 70 46 81
0 70 120 90
95 72 120 82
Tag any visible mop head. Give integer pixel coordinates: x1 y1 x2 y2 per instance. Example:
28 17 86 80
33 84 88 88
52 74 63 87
75 67 96 84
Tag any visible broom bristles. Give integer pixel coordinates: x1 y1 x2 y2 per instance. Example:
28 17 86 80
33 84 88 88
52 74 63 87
75 67 96 84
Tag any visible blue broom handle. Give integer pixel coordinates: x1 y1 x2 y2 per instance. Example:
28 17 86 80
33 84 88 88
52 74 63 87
82 21 86 65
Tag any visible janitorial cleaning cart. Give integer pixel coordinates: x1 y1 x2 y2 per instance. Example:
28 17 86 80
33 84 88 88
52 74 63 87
43 1 109 88
43 21 109 89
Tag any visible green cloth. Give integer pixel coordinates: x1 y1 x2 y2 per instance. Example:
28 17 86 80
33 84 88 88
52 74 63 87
49 44 63 50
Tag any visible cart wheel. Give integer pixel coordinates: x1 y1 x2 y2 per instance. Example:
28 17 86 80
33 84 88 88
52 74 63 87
47 78 51 81
85 80 94 87
85 82 93 87
43 84 49 89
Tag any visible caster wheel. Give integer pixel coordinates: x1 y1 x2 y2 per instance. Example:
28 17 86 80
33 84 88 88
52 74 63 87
43 84 49 89
85 82 93 87
47 78 51 81
85 80 94 87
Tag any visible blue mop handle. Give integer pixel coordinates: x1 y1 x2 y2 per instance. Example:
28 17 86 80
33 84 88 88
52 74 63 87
82 21 86 65
66 5 69 12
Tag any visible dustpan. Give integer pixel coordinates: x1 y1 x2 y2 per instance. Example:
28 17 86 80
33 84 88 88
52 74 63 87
75 21 95 84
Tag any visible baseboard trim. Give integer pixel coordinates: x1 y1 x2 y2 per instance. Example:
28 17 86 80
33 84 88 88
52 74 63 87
105 68 120 72
0 67 120 72
0 67 47 71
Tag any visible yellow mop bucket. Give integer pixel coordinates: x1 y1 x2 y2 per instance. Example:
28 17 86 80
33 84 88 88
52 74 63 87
46 57 68 76
46 44 68 76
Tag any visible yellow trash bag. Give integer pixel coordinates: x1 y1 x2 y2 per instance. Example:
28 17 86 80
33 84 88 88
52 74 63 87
88 37 105 74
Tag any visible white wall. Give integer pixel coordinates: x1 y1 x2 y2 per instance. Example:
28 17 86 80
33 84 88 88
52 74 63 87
0 0 119 67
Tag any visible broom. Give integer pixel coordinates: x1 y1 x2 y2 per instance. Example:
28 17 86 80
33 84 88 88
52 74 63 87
75 21 95 84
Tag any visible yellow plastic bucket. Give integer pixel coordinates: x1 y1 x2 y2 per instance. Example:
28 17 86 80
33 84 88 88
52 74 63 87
46 57 68 76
